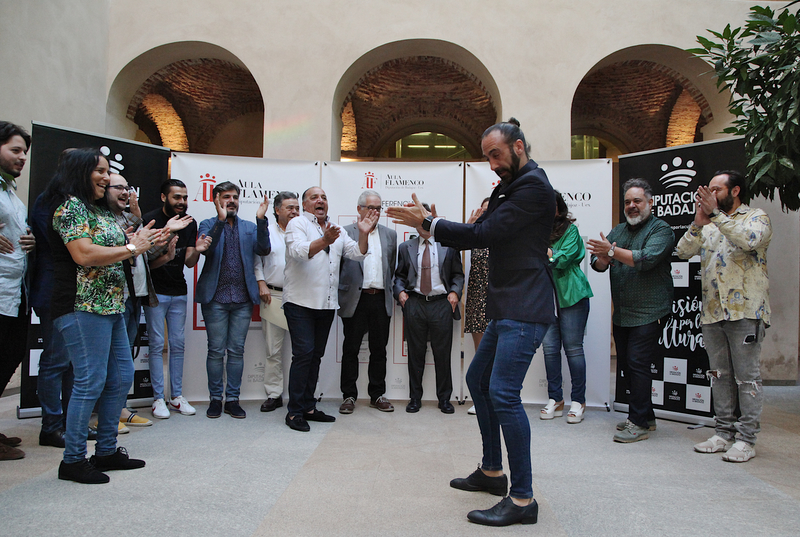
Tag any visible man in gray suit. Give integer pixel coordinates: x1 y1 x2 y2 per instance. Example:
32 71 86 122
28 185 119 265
393 203 464 414
338 190 397 414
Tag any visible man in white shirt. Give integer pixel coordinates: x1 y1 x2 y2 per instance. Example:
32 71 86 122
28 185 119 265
337 190 397 414
254 191 299 413
0 121 35 461
282 186 377 432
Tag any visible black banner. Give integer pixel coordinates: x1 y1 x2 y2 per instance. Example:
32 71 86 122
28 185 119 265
20 122 170 415
617 137 745 422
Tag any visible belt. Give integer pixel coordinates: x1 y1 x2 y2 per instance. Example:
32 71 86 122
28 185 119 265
267 284 283 292
410 291 447 301
361 288 384 295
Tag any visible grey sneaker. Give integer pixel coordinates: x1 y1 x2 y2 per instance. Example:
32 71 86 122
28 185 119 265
722 441 756 463
694 434 733 453
616 418 656 431
613 421 649 443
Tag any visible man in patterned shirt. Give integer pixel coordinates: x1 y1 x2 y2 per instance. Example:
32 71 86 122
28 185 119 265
676 170 771 463
589 178 675 443
195 182 270 419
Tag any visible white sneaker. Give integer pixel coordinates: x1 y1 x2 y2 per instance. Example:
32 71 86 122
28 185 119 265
694 434 733 453
169 395 196 416
722 441 756 463
467 406 476 415
152 398 170 419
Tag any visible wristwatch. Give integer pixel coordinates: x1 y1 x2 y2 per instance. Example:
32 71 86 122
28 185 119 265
608 245 616 258
710 208 720 218
421 215 434 232
126 243 137 257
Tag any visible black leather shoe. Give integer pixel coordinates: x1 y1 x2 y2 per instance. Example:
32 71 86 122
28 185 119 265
285 414 310 432
450 466 508 496
406 399 421 413
439 400 455 414
224 401 246 419
39 428 66 448
467 497 538 526
206 400 223 418
87 428 97 441
260 397 283 412
59 459 109 484
304 409 335 422
89 447 145 471
0 432 22 447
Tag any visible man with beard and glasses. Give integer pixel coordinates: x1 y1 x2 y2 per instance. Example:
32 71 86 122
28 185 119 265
588 178 674 443
142 179 201 420
676 170 771 463
196 181 270 419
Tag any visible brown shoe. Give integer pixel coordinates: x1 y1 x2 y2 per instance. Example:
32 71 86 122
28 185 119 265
370 396 394 412
0 432 22 447
339 397 356 414
0 443 25 460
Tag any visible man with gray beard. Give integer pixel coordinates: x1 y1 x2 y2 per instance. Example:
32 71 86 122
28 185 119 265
588 178 674 443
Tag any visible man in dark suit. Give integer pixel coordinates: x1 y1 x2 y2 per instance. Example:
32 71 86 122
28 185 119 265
387 119 554 526
338 190 397 414
393 203 463 415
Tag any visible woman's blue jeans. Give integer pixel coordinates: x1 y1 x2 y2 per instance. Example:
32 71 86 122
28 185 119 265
542 298 590 404
54 312 133 463
466 318 549 499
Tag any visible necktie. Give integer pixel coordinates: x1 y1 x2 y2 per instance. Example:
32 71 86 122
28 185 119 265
421 240 432 296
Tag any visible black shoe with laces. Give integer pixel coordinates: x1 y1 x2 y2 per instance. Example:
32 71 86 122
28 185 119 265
59 459 110 484
89 447 145 471
207 399 223 418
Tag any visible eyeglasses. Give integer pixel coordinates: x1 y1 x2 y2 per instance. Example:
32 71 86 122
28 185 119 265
360 205 382 212
107 185 133 192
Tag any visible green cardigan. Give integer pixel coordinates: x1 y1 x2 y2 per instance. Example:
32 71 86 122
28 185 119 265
549 224 593 308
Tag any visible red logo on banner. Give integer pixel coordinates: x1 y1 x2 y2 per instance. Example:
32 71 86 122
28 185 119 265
194 174 216 202
673 365 679 371
363 171 375 189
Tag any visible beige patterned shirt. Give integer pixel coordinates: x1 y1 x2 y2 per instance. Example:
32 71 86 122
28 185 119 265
676 204 771 325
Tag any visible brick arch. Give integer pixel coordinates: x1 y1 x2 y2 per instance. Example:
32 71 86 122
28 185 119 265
333 40 500 160
126 58 263 154
571 60 712 154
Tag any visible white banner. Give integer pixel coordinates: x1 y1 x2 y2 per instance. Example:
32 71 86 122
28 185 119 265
321 161 465 402
465 160 612 407
169 153 320 402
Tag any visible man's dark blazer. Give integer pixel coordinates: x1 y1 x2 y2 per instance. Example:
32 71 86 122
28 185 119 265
392 237 464 320
338 223 397 318
434 159 556 325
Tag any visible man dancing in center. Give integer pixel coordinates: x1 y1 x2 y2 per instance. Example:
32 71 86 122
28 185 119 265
388 118 555 526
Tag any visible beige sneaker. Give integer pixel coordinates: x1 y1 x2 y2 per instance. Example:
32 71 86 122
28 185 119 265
722 441 756 462
694 434 733 453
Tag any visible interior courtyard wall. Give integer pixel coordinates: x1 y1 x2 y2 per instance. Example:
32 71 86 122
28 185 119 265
1 0 795 380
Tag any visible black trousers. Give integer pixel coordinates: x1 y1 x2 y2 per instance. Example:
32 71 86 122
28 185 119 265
613 321 660 428
0 299 29 396
340 291 390 402
403 294 453 401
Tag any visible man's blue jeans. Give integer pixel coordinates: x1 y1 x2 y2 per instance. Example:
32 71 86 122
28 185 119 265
466 318 549 499
144 294 187 400
613 320 661 428
54 312 133 463
35 307 74 433
202 301 252 401
542 298 590 404
284 302 334 416
123 295 141 352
